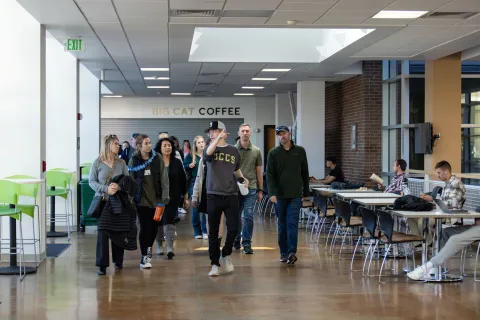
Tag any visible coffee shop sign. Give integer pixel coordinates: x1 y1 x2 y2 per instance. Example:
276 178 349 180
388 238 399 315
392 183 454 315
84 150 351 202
152 106 240 117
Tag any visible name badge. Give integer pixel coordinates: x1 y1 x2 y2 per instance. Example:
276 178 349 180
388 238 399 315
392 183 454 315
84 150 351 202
145 169 151 176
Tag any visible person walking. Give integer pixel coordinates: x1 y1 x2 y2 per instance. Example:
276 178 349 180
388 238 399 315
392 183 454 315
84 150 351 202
184 135 208 239
128 134 169 269
233 124 263 254
203 121 247 277
266 126 310 265
155 137 189 259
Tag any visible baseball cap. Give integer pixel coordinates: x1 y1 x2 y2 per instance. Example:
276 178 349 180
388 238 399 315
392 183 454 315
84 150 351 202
132 133 139 138
204 121 227 133
275 125 289 134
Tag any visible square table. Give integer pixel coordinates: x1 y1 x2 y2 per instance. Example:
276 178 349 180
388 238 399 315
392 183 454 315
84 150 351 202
352 198 397 207
312 188 378 197
390 209 480 282
337 192 400 200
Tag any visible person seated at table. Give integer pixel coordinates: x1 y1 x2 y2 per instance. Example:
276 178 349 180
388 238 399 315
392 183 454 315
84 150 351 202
377 159 407 194
407 218 480 280
310 156 345 184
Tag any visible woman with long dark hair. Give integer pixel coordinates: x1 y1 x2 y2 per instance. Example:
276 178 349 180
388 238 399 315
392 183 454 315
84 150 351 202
156 137 189 259
128 134 169 269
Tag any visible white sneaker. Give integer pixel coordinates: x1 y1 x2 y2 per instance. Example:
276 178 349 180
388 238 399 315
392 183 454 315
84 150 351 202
140 256 152 269
178 208 187 214
195 235 203 239
407 265 430 280
208 265 220 277
220 255 234 273
203 234 208 240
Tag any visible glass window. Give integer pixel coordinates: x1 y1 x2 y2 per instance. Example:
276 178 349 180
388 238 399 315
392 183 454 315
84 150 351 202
408 128 425 170
388 81 401 125
409 78 425 124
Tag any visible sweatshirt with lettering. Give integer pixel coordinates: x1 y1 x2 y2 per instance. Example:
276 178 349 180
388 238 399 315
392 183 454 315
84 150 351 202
203 145 240 196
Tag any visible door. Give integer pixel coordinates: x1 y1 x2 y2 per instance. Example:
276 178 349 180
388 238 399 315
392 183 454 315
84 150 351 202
264 125 276 167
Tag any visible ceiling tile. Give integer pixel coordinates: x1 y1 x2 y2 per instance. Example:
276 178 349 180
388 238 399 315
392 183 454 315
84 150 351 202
456 14 480 26
333 0 395 11
437 0 480 12
387 0 453 11
170 0 226 10
362 18 415 25
222 75 253 84
200 63 234 74
277 2 336 11
170 63 202 75
224 0 282 10
266 10 327 24
322 9 379 19
409 18 464 26
316 17 367 25
77 1 118 23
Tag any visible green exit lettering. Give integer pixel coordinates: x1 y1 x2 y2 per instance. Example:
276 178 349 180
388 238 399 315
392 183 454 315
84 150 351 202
65 38 84 52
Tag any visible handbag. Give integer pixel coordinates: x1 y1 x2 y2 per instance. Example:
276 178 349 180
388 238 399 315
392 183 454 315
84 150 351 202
87 160 117 218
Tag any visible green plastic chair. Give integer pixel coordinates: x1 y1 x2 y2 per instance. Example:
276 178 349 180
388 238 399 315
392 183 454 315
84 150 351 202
0 180 27 280
4 175 41 267
46 171 72 240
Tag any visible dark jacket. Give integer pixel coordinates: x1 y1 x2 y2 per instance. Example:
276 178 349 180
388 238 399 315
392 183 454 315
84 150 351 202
163 157 188 224
98 174 138 250
393 195 434 211
128 152 169 205
120 146 135 163
266 141 310 199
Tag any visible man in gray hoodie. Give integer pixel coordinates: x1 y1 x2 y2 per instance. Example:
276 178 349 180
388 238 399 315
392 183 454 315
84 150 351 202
203 121 247 277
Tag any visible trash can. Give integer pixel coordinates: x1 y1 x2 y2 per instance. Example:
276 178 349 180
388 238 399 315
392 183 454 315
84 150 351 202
79 179 97 227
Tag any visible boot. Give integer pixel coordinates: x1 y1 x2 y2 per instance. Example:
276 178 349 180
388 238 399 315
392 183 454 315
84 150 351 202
165 224 176 260
156 240 164 255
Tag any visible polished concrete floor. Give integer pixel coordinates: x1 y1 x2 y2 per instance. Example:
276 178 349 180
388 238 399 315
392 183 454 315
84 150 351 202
1 217 480 320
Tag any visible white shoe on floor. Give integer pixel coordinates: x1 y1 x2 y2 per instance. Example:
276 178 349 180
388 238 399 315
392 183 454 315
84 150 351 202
195 235 203 239
407 265 430 280
140 256 152 269
178 208 187 214
208 265 220 277
220 255 234 273
203 234 208 240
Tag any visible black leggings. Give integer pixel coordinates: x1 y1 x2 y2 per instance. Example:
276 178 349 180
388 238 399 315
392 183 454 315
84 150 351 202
137 206 159 255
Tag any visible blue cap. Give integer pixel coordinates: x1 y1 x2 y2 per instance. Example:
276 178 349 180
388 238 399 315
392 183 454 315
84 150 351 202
275 126 289 134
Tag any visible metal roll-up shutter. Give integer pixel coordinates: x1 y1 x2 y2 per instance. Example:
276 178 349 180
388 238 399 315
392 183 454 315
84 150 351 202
101 118 245 146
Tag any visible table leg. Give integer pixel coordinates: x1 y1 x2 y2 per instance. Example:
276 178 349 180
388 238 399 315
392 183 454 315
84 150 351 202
47 186 67 238
0 213 36 275
425 218 463 282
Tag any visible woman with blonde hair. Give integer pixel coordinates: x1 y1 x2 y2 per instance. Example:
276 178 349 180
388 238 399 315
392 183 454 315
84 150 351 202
89 134 129 275
183 135 208 239
129 134 169 269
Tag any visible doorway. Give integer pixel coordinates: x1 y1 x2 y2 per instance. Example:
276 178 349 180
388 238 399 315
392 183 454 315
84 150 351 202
264 125 276 167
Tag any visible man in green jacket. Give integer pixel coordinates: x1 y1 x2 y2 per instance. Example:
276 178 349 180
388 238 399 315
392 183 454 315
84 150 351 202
266 126 310 265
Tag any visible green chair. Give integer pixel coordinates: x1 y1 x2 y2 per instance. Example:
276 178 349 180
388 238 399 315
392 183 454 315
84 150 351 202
81 165 91 180
0 180 27 281
4 175 41 267
46 171 73 240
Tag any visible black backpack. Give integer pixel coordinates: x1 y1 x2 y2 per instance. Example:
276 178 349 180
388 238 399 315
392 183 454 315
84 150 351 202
393 195 434 211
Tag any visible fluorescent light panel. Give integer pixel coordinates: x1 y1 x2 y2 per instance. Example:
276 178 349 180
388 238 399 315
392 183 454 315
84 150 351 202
262 68 291 72
252 78 277 81
144 77 169 80
372 10 427 19
234 93 254 96
147 86 169 89
242 86 264 89
141 67 169 72
171 93 191 96
103 95 122 98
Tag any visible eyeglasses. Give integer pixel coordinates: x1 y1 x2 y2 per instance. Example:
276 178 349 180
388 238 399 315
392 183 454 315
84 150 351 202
107 134 117 138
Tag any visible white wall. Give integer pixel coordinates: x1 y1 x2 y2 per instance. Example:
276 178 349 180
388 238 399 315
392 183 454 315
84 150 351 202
80 64 100 164
101 97 275 157
275 93 294 128
0 0 46 259
46 33 78 170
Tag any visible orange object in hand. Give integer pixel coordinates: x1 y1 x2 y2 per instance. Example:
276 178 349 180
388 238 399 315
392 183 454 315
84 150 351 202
153 205 165 222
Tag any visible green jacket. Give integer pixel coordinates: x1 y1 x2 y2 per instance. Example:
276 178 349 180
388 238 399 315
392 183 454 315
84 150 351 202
266 141 310 199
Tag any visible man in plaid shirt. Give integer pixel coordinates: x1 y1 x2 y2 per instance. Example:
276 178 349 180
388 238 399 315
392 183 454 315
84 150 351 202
378 159 407 194
422 160 466 208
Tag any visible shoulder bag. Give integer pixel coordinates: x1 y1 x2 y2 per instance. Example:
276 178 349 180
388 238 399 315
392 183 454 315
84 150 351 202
87 160 117 218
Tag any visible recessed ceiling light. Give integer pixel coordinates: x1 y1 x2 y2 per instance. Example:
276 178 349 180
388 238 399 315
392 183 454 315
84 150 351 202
141 67 169 72
102 95 123 98
171 93 191 96
252 78 277 81
262 69 291 72
147 86 169 89
372 10 427 19
144 77 169 80
234 93 254 96
242 86 264 89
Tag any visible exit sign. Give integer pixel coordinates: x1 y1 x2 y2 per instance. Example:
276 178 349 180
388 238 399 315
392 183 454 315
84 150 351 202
64 38 85 52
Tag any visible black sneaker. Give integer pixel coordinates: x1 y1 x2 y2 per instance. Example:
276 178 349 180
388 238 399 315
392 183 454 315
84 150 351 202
114 264 123 270
286 253 298 265
98 267 106 275
280 255 288 263
243 246 254 254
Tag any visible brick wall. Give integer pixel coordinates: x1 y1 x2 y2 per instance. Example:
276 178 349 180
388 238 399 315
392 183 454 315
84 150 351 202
325 61 382 186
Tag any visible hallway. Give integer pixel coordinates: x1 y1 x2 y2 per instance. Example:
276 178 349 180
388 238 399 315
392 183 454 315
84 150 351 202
1 217 479 320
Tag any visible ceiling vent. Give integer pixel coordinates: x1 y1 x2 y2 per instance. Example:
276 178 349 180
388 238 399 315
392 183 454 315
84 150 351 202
424 12 478 19
200 73 225 77
196 83 218 87
170 10 220 17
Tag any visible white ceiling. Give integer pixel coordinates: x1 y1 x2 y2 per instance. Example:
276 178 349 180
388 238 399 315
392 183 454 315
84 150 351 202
16 0 480 97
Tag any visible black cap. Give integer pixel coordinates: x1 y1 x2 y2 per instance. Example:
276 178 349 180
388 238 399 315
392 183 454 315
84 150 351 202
204 121 226 133
275 125 289 134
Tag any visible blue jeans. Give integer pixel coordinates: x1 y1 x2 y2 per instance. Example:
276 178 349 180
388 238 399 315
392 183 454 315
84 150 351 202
189 181 207 237
275 198 302 255
235 189 257 247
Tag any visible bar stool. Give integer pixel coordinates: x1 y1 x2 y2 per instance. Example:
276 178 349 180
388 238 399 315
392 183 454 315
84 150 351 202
46 171 72 240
